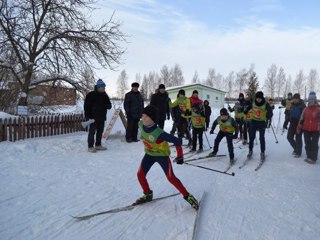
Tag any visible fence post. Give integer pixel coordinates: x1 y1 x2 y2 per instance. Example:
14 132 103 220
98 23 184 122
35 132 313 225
13 118 17 142
0 119 3 142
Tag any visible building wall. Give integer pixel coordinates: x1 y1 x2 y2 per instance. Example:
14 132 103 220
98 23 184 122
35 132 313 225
29 85 76 106
167 85 225 108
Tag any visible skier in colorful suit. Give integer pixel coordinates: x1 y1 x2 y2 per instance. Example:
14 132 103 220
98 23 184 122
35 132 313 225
209 108 238 164
244 91 272 160
136 105 199 209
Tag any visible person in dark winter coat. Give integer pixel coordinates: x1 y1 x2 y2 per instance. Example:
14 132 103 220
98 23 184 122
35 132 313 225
297 91 320 164
266 98 275 128
84 79 112 152
209 108 238 164
281 92 292 130
150 84 170 129
203 100 212 131
124 82 144 142
287 93 306 158
244 91 272 160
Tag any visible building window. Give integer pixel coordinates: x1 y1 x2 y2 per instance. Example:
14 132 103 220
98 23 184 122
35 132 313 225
207 94 210 99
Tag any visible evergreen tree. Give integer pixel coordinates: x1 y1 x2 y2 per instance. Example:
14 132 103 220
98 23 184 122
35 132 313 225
246 71 259 100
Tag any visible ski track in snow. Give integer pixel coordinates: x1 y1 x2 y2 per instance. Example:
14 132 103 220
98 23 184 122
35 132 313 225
0 106 320 240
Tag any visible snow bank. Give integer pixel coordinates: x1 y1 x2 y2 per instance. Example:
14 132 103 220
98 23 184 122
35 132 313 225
0 111 16 119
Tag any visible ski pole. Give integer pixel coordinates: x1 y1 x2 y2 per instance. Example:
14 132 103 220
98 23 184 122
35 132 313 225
184 162 235 176
203 131 212 149
270 124 279 143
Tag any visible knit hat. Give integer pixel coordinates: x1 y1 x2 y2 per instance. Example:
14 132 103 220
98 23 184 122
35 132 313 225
178 89 185 96
293 93 300 99
158 84 165 89
255 91 264 99
239 93 244 98
220 108 229 116
192 103 200 111
308 91 317 101
193 90 199 94
288 92 293 96
131 82 140 88
142 105 158 123
96 79 106 88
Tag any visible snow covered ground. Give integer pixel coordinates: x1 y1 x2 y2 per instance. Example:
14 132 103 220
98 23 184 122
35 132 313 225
0 105 319 240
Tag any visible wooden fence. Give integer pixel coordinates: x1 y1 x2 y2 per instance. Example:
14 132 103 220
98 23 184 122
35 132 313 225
0 114 86 142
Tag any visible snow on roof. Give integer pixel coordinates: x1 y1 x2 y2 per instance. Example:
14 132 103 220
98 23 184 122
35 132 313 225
165 83 226 93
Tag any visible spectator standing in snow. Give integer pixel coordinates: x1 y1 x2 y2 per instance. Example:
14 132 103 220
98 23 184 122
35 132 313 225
287 93 305 158
150 84 170 129
124 82 144 143
297 91 320 164
84 79 112 153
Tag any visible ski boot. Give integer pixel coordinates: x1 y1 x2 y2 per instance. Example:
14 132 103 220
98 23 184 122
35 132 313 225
230 158 235 165
184 194 199 210
95 145 107 151
305 158 316 164
208 151 217 157
260 152 265 160
197 148 203 153
242 139 247 145
88 147 97 153
134 191 153 205
247 151 253 159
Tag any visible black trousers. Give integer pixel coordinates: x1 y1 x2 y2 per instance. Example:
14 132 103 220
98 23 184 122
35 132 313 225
213 131 234 159
177 118 191 145
88 121 105 147
243 121 251 141
304 131 319 161
235 118 243 138
126 118 139 141
192 127 204 150
249 120 266 153
283 110 290 129
287 122 303 155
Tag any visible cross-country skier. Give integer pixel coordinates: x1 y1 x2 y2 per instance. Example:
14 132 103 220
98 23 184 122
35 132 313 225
135 105 199 209
209 108 238 164
244 91 272 160
228 101 244 139
267 98 275 128
281 92 292 130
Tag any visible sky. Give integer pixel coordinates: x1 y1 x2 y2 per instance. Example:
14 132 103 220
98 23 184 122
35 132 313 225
91 0 320 96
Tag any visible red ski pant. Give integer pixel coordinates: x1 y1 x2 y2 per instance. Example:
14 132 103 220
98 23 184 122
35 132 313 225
137 154 189 197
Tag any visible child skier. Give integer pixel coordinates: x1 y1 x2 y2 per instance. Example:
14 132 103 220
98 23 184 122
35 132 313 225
136 105 199 209
228 101 243 139
267 98 275 128
209 108 238 164
244 91 272 160
297 92 320 164
170 89 192 146
204 100 212 131
242 97 253 145
184 103 206 153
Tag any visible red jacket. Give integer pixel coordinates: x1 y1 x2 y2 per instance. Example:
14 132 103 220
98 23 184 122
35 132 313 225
189 96 203 107
301 105 320 132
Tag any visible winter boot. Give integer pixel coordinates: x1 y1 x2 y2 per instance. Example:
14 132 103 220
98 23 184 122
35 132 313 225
184 194 199 210
95 145 107 151
260 152 265 160
189 149 196 153
134 191 153 205
208 151 217 157
247 151 253 159
197 148 203 153
305 158 316 164
230 158 235 165
242 139 247 145
88 147 97 153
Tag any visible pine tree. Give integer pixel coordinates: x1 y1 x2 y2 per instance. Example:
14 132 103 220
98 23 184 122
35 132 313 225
246 71 259 100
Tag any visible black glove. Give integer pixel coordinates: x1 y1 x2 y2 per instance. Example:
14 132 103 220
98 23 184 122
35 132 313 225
175 157 184 165
167 115 170 120
185 109 192 116
210 129 214 134
233 134 238 139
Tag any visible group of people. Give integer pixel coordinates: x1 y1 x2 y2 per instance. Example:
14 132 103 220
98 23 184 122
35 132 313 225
83 78 319 209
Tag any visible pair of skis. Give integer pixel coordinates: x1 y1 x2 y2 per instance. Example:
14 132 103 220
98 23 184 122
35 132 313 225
239 154 266 171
